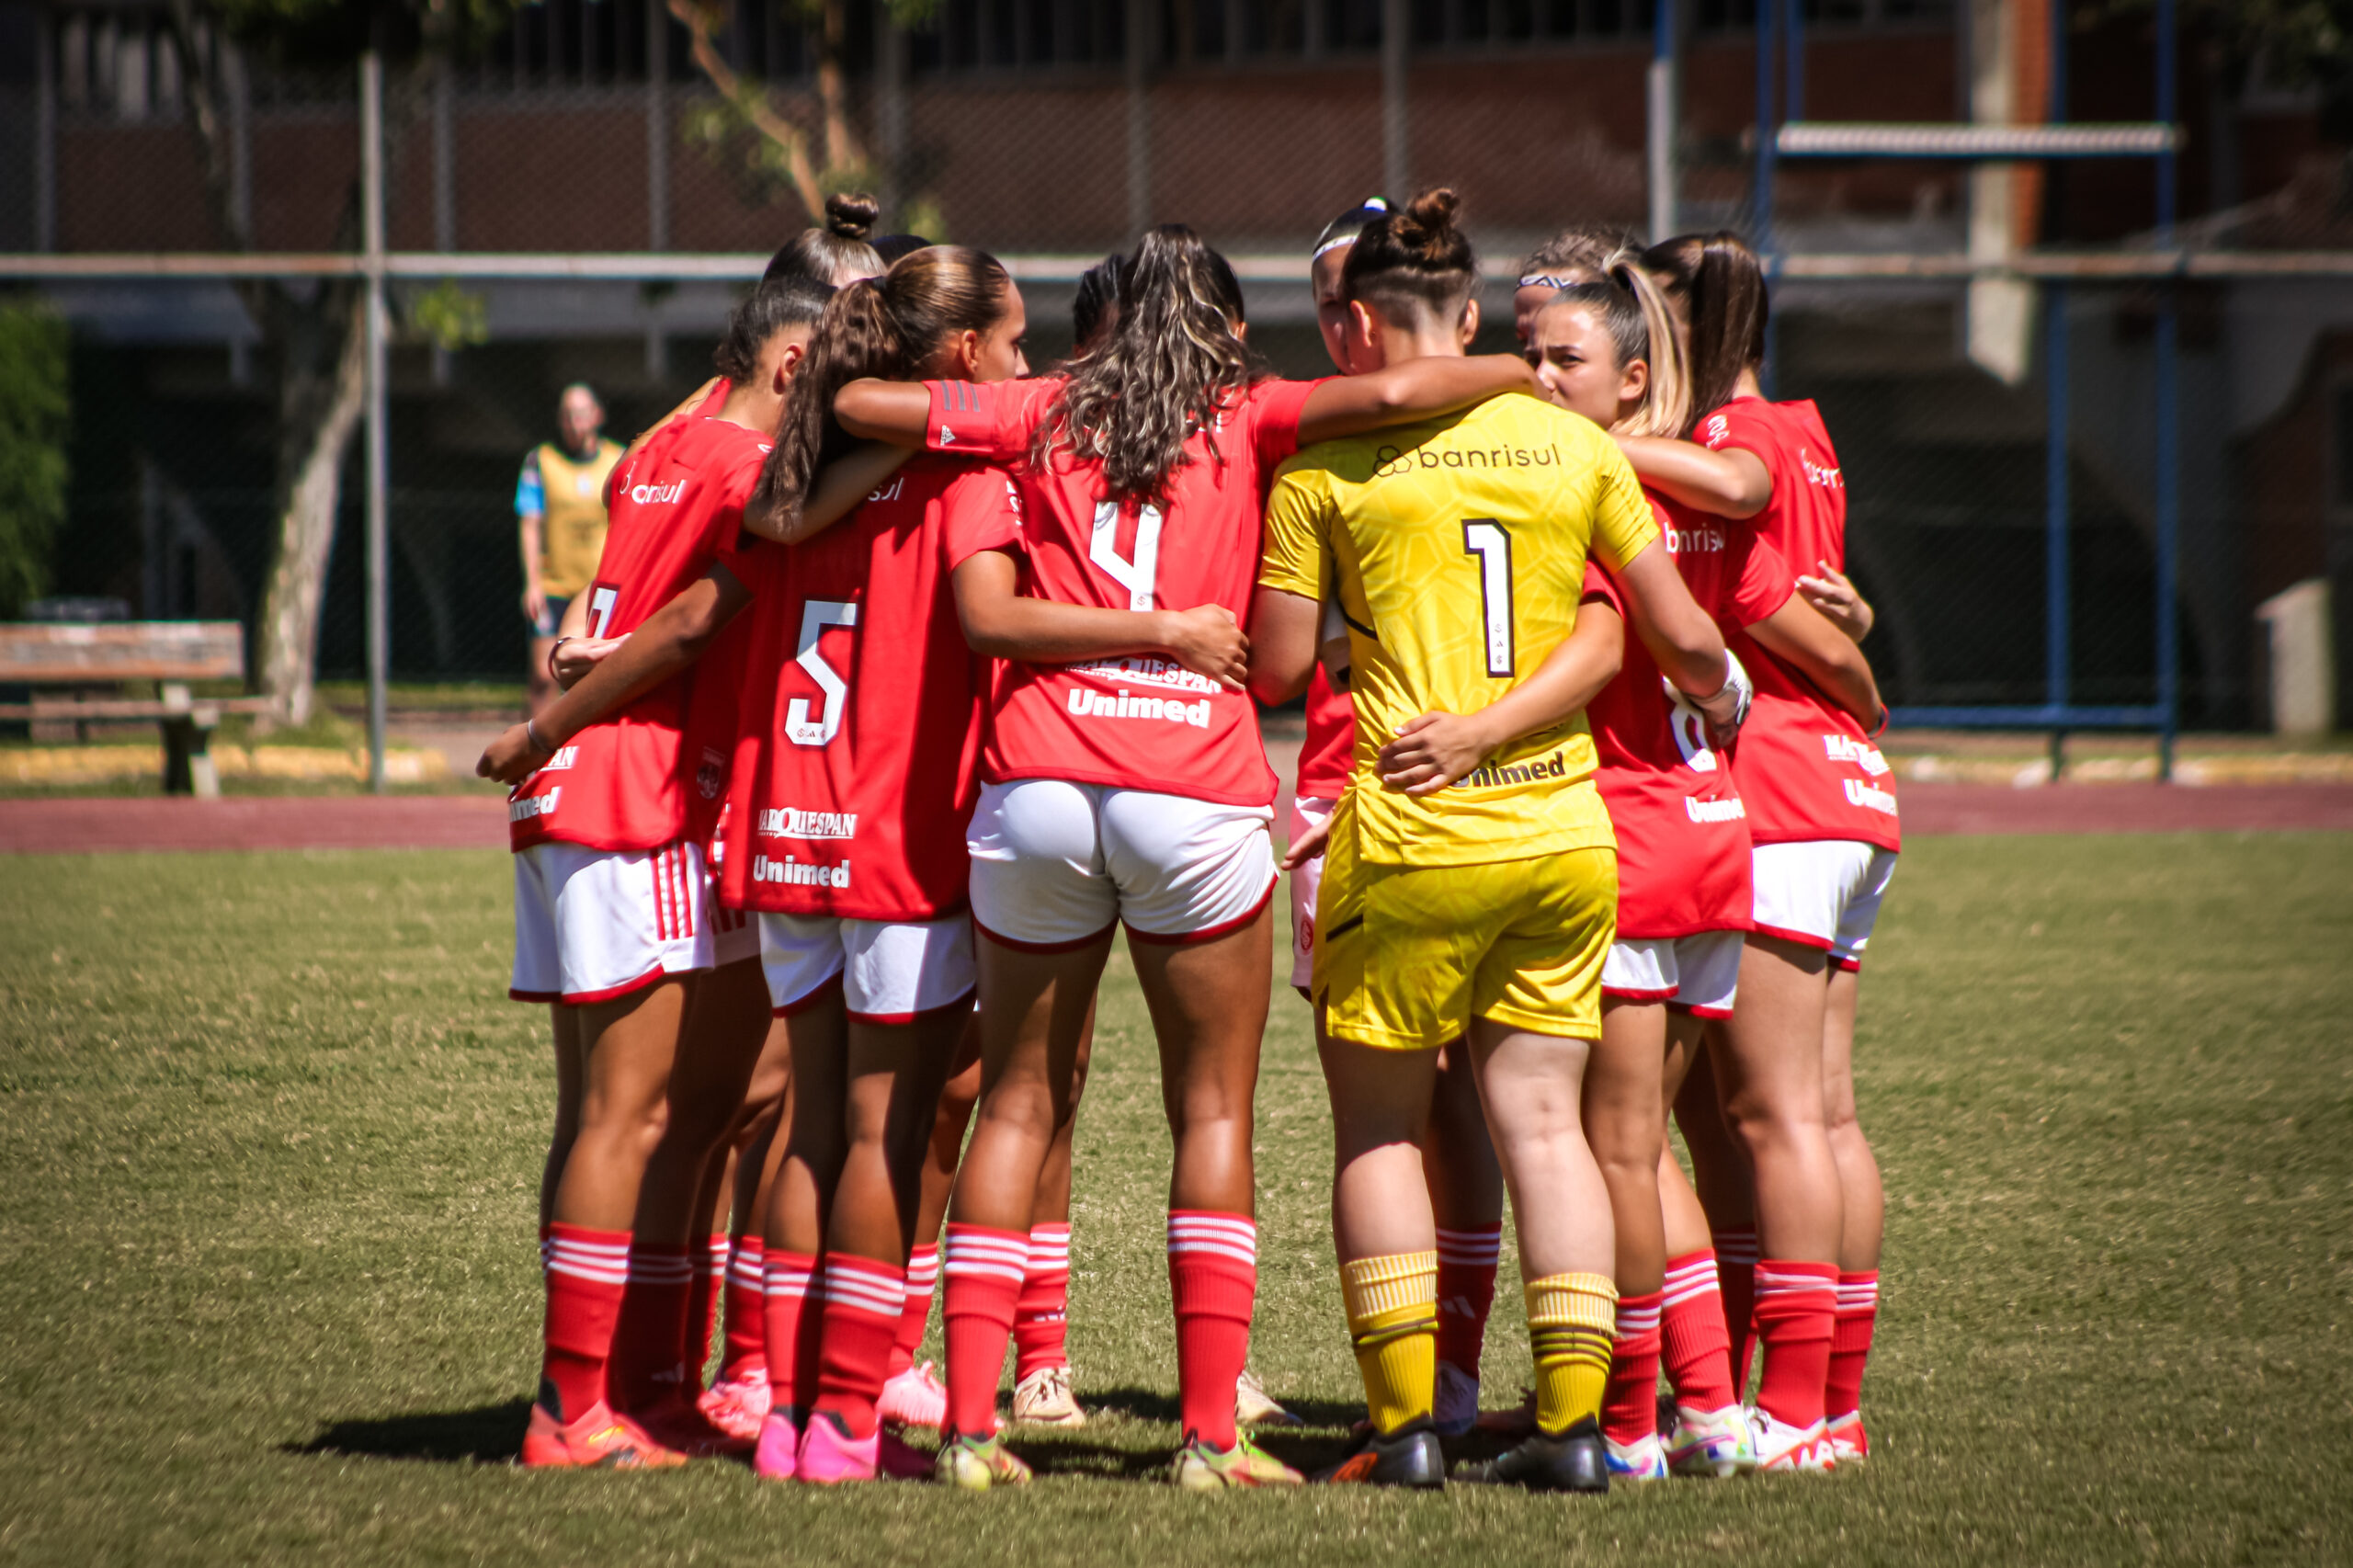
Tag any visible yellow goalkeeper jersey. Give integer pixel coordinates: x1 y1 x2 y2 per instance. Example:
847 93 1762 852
1260 392 1659 867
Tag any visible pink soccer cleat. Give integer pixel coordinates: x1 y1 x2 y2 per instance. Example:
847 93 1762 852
877 1359 948 1431
753 1410 801 1483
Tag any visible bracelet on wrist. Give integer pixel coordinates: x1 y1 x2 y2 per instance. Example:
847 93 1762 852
524 718 554 756
546 636 572 686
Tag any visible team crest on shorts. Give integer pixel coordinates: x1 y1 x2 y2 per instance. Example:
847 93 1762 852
697 747 726 801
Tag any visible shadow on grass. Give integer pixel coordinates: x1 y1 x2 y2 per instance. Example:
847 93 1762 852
287 1399 530 1464
1079 1385 1364 1432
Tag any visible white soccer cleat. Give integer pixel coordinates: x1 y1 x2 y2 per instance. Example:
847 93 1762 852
1664 1401 1756 1478
1432 1360 1481 1437
1605 1430 1669 1483
1826 1410 1870 1464
1746 1406 1835 1473
877 1360 948 1432
1011 1364 1086 1427
1235 1367 1302 1427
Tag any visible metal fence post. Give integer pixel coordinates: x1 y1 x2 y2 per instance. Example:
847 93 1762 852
646 0 669 378
1127 0 1153 233
1753 0 1777 393
2154 0 2178 778
34 9 56 253
361 51 390 794
1382 0 1409 201
1647 0 1677 243
2046 285 2071 776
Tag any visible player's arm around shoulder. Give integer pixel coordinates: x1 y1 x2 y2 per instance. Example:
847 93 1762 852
1249 462 1337 706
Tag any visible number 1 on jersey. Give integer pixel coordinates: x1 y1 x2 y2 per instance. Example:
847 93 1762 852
1461 519 1515 677
585 583 619 639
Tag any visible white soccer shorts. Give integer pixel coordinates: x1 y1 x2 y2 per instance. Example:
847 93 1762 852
1601 930 1746 1017
510 839 715 1006
758 911 977 1023
967 778 1278 949
1749 840 1899 971
710 898 761 968
1287 795 1338 991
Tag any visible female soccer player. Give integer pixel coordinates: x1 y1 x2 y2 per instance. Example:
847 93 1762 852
1512 223 1639 346
1301 197 1506 1436
1252 189 1748 1493
1527 270 1885 1482
763 192 887 286
479 278 830 1470
828 225 1541 1490
1614 231 1899 1471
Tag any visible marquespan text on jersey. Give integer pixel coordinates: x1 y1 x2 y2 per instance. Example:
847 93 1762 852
540 745 580 771
1372 442 1562 483
1066 687 1212 728
1821 734 1891 776
1068 655 1220 694
757 806 859 840
509 788 561 822
752 854 852 888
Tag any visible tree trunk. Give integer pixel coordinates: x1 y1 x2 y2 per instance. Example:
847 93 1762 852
253 290 368 727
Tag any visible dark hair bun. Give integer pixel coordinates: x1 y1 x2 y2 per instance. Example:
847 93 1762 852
824 192 881 242
1396 187 1463 257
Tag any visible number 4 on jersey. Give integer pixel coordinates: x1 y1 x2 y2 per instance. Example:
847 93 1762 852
1461 520 1514 677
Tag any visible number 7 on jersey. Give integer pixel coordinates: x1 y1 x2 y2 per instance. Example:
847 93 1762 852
1461 519 1515 678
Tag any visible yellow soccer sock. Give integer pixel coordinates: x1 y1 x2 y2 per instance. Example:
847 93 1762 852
1341 1251 1439 1435
1527 1271 1617 1437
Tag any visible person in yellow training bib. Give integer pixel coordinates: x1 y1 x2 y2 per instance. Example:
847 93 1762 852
518 383 624 718
1249 189 1751 1494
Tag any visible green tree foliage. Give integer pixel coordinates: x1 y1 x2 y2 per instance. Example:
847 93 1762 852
0 301 70 619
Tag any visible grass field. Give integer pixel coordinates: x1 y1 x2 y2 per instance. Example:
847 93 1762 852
2 835 2348 1565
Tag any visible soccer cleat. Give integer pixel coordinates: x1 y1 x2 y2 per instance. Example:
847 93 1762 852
794 1410 934 1483
1235 1368 1302 1427
1747 1407 1835 1473
698 1371 771 1443
1313 1422 1446 1488
630 1395 754 1458
752 1410 801 1483
1171 1431 1304 1491
1455 1415 1609 1494
1605 1431 1669 1483
935 1431 1033 1492
1432 1360 1480 1437
1826 1411 1870 1465
1663 1401 1756 1478
878 1359 949 1431
1474 1385 1538 1439
1012 1364 1086 1427
519 1395 688 1470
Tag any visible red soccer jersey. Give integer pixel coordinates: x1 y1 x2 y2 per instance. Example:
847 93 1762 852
1295 668 1356 802
921 374 1323 807
1698 397 1900 852
1585 493 1793 938
719 457 1020 920
507 413 770 854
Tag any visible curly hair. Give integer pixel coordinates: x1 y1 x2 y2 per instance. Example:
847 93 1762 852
1033 225 1263 512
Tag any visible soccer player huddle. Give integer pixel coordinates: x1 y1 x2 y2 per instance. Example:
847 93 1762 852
479 183 1899 1494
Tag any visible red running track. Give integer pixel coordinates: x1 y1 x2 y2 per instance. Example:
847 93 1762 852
3 784 2350 854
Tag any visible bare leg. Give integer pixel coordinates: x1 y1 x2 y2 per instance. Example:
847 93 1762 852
826 1007 970 1265
949 934 1110 1233
1420 1038 1503 1234
1821 966 1882 1274
1657 1009 1717 1258
634 957 769 1244
1708 935 1840 1263
553 979 690 1230
540 1003 585 1233
1467 1021 1612 1282
728 1017 791 1240
1588 999 1667 1297
1127 907 1273 1218
1677 1044 1756 1230
766 991 851 1258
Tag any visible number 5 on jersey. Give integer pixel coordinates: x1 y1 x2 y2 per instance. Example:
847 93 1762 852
788 599 858 747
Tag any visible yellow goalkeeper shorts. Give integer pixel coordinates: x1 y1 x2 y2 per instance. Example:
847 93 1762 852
1313 808 1618 1051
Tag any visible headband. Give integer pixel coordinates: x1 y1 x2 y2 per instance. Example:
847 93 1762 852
1518 272 1585 290
1312 198 1392 261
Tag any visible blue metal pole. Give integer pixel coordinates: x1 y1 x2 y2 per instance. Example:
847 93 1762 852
2045 0 2071 778
2154 0 2178 778
1785 0 1803 122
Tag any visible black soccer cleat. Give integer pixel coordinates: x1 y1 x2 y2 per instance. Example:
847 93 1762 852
1313 1420 1447 1488
1454 1415 1610 1494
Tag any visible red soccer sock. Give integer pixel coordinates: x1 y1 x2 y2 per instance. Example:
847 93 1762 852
889 1242 938 1378
760 1249 821 1415
540 1222 631 1421
719 1234 767 1385
538 1221 551 1278
941 1224 1026 1439
680 1233 726 1394
1435 1223 1502 1378
1167 1211 1256 1452
1751 1259 1838 1431
1712 1225 1759 1403
1013 1222 1073 1380
1825 1269 1881 1421
1601 1290 1665 1447
1660 1248 1738 1411
608 1241 695 1415
813 1255 908 1440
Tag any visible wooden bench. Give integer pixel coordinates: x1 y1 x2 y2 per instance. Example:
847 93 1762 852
0 621 277 797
